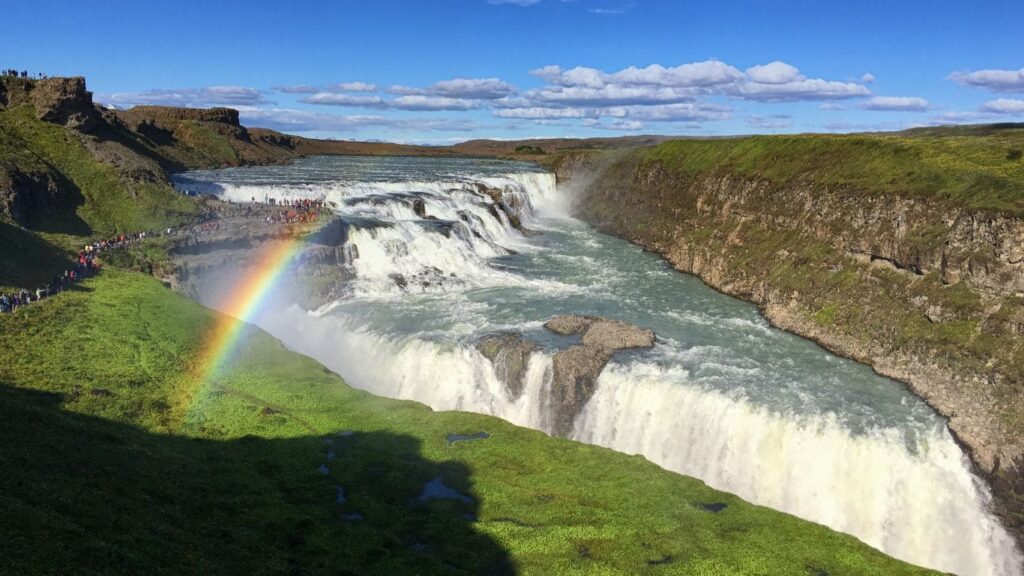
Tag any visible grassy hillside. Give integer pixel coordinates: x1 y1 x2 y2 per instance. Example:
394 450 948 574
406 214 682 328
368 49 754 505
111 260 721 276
642 127 1024 214
0 270 938 575
0 104 196 236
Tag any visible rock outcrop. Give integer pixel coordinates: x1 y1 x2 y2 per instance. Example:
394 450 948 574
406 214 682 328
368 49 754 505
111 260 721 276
475 315 656 436
0 76 101 133
475 333 537 399
561 148 1024 551
544 315 655 436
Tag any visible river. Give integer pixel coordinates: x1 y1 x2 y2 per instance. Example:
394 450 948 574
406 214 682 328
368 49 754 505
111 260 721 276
175 155 1022 576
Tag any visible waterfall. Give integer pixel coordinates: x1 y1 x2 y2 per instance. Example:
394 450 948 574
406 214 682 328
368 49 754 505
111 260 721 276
188 157 1022 576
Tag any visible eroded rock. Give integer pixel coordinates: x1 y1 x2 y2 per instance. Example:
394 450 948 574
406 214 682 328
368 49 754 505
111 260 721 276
544 315 656 436
476 332 537 399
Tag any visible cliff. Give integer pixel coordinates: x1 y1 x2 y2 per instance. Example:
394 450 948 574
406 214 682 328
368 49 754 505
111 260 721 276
558 130 1024 549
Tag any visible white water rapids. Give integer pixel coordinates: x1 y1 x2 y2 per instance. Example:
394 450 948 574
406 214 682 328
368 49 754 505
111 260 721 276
177 156 1022 576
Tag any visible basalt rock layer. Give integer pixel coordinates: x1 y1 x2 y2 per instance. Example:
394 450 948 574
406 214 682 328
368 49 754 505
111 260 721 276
557 146 1024 550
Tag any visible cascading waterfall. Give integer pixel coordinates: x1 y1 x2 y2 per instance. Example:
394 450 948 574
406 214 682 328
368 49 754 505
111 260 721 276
178 156 1022 576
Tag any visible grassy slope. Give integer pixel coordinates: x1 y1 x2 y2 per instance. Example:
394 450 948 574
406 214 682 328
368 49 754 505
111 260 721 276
643 128 1024 214
0 270 937 576
0 105 196 236
0 105 198 290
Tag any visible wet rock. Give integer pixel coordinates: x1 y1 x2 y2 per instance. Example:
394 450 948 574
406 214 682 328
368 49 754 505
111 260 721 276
545 314 656 351
544 315 600 336
549 345 612 436
412 198 427 218
581 319 655 351
476 332 537 399
545 315 656 436
389 273 408 291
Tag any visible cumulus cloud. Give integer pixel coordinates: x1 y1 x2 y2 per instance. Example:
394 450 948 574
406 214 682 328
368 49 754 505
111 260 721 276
101 86 271 107
529 60 869 103
949 67 1024 93
332 81 378 92
389 95 481 111
861 96 930 111
532 60 743 88
861 73 876 83
981 98 1024 114
735 76 870 102
746 61 801 85
429 77 515 99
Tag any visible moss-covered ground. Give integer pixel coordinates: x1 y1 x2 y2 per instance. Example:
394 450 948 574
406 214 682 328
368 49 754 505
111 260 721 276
0 270 939 575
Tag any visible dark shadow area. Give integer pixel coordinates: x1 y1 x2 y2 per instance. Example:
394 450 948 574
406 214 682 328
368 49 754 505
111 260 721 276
0 385 516 576
0 221 72 288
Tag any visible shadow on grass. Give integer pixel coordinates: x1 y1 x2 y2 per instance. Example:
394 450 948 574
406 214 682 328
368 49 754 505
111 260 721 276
0 222 72 289
0 385 515 576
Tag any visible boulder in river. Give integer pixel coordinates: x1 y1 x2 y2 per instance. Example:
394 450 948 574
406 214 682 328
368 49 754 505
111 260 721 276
476 332 537 399
544 315 656 436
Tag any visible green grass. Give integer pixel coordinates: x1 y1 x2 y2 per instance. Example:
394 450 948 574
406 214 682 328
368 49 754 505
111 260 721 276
0 270 939 575
643 130 1024 214
0 104 199 290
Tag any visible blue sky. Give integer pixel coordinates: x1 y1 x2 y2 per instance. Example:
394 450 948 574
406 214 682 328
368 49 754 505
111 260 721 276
5 0 1024 143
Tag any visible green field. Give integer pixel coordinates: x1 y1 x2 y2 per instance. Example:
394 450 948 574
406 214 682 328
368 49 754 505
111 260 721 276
642 125 1024 214
0 270 939 575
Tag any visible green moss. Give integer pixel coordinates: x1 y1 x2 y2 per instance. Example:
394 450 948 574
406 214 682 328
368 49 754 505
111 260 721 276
813 304 840 327
0 270 939 575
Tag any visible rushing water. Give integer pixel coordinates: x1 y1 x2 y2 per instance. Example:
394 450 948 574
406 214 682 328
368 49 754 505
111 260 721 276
176 156 1022 576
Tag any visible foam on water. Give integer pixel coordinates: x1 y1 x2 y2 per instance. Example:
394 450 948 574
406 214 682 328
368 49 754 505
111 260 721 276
181 155 1022 576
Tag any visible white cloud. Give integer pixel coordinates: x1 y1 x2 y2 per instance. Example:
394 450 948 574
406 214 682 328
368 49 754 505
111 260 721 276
493 107 592 119
861 73 876 83
524 84 697 106
430 77 516 99
746 61 802 85
861 96 930 112
389 95 481 111
624 102 730 122
488 0 541 4
101 86 271 107
950 67 1024 93
819 102 846 111
981 98 1024 114
530 59 869 103
302 93 384 107
735 77 870 102
272 84 320 94
332 81 378 93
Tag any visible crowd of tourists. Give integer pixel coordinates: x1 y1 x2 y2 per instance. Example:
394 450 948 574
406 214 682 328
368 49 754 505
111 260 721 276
3 196 333 315
0 232 146 314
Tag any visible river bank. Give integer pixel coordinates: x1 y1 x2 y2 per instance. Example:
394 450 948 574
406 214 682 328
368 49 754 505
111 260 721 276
552 142 1024 556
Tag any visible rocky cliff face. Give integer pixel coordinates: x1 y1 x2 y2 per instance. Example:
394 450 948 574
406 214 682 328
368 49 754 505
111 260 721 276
560 149 1024 548
0 76 101 133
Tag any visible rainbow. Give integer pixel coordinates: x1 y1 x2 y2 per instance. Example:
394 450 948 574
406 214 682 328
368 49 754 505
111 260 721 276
190 219 329 395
